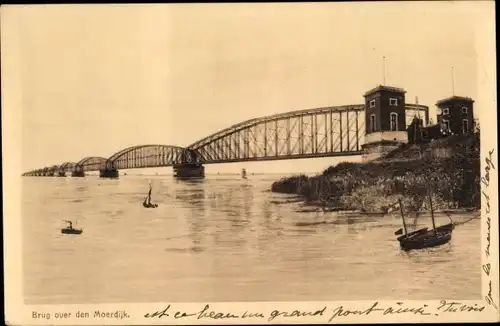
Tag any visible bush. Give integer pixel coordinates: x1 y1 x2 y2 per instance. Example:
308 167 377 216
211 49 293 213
271 133 480 211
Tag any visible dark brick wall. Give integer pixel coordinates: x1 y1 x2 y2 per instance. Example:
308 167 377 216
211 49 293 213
437 100 474 135
365 96 381 133
365 89 406 133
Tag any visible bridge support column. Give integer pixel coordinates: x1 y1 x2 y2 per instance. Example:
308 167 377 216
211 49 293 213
173 163 205 179
99 168 119 179
57 171 66 177
71 170 85 177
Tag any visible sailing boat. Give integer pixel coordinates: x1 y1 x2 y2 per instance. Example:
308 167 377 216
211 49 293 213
395 193 453 251
241 168 247 179
61 220 83 235
143 182 158 208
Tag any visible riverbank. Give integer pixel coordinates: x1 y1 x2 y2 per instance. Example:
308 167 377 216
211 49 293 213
271 133 480 213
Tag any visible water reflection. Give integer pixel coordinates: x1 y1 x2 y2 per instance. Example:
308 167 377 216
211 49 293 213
173 180 207 252
75 186 88 193
241 183 253 223
214 183 253 249
402 243 455 264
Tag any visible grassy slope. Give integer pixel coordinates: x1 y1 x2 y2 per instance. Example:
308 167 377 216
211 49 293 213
271 133 480 212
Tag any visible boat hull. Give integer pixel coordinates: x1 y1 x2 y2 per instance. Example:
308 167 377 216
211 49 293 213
61 228 83 235
398 229 452 251
436 223 454 233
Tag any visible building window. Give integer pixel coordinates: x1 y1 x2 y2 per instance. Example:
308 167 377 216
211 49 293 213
369 99 376 108
390 98 398 106
390 112 398 131
442 119 450 131
461 106 468 114
370 114 376 132
462 119 469 134
443 108 450 115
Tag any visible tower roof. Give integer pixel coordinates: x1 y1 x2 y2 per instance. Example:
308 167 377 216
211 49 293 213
363 85 406 97
436 95 474 106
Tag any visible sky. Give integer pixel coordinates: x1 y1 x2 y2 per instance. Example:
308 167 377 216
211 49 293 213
1 2 495 174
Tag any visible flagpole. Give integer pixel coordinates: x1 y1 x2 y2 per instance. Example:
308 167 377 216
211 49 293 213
398 199 408 236
452 66 455 96
383 56 386 85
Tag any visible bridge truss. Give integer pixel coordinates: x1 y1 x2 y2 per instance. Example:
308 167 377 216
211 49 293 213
188 105 366 163
405 104 429 127
75 157 108 172
58 162 76 173
108 145 201 170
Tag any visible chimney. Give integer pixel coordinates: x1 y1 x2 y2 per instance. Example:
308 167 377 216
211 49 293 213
415 96 419 104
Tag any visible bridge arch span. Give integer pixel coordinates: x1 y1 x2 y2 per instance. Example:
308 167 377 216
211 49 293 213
58 162 75 172
108 144 202 170
75 157 108 172
187 104 367 163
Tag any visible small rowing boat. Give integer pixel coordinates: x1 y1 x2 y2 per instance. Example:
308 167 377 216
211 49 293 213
61 220 83 235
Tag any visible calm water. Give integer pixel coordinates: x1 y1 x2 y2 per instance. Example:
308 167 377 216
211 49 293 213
22 175 481 304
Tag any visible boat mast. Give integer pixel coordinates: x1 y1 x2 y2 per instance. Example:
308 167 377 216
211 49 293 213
148 183 152 205
429 192 437 232
398 199 408 235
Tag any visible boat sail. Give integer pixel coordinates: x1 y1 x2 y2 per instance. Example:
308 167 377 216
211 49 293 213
143 181 158 208
395 193 453 251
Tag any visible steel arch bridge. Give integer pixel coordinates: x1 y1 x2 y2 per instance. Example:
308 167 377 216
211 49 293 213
29 165 59 176
75 157 108 172
405 104 430 127
107 145 201 170
188 105 366 163
58 162 76 173
22 102 428 176
48 165 58 175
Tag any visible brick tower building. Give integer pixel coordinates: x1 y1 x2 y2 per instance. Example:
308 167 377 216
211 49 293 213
361 85 409 161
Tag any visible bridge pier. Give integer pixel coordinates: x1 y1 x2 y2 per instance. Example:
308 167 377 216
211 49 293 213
57 171 66 177
173 163 205 179
72 166 85 177
99 167 119 179
72 170 85 177
71 170 85 177
362 140 403 161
